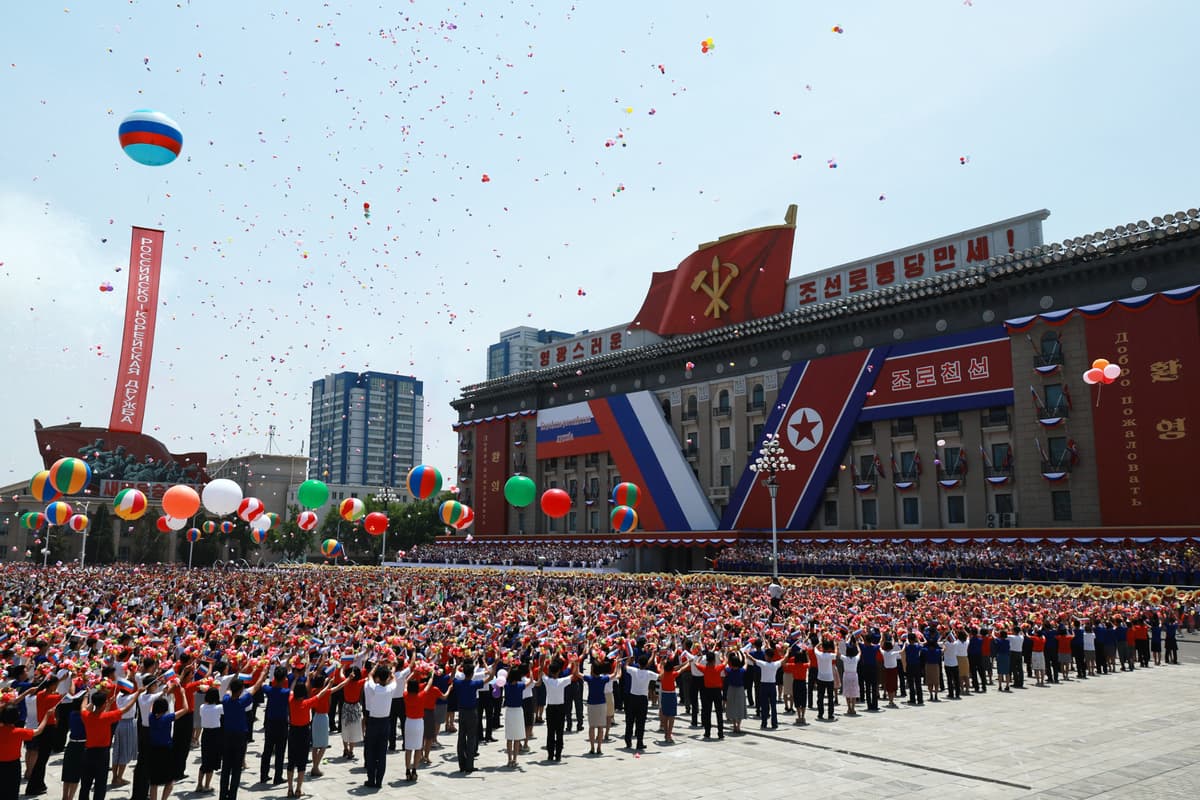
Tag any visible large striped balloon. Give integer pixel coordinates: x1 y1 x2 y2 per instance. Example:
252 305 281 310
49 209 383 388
453 505 474 530
201 521 217 535
338 497 365 522
296 511 318 531
406 465 443 500
67 514 89 533
28 470 61 503
611 482 640 508
119 110 183 166
320 538 342 557
219 520 234 535
113 488 149 521
237 497 266 522
185 528 202 543
610 505 638 532
438 500 466 526
45 501 74 526
21 512 46 531
48 458 92 495
250 528 268 544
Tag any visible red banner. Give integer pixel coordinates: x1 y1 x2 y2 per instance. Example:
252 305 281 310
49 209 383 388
109 227 164 433
632 210 795 336
861 331 1013 417
1086 295 1200 525
473 418 510 534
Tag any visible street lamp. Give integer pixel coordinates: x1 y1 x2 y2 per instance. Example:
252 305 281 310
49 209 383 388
748 432 795 580
377 486 398 565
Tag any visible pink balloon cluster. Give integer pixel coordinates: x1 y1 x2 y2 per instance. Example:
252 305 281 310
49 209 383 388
1082 357 1121 385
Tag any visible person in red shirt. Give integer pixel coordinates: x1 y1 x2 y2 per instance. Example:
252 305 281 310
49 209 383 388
2 705 52 800
81 686 144 800
696 651 726 740
285 675 341 798
783 648 809 726
402 672 435 781
1028 631 1047 686
656 657 680 743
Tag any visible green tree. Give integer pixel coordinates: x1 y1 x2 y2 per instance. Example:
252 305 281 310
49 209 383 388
266 505 316 560
85 505 116 564
126 515 167 563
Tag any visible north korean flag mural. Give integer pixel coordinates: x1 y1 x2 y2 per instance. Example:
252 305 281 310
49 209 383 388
722 348 888 531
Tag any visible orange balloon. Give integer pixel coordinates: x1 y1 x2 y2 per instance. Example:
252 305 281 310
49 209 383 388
1091 358 1109 370
162 485 201 519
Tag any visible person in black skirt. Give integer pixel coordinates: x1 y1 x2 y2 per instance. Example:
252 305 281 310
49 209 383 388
148 682 190 800
58 690 88 800
194 687 223 794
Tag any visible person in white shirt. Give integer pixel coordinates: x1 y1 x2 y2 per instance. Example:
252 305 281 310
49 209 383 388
539 655 579 761
814 640 839 721
746 647 785 729
194 687 223 794
622 655 658 750
942 635 962 700
361 664 404 789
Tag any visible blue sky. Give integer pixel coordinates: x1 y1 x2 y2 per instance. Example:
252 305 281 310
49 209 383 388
2 1 1198 489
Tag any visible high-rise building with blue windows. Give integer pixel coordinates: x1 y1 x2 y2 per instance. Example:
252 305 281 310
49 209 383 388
308 372 423 487
487 326 574 379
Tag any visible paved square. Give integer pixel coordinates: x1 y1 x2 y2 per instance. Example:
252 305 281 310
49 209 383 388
32 637 1200 800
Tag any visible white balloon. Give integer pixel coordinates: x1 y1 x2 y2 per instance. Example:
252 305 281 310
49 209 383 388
165 515 187 531
249 513 272 532
202 479 243 516
1102 363 1121 381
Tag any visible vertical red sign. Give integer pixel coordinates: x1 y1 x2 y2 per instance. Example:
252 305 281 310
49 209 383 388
109 227 164 433
1085 297 1200 525
474 418 510 534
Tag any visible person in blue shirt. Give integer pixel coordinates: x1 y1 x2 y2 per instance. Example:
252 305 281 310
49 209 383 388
258 668 291 786
858 634 881 712
1149 615 1163 666
452 658 495 774
903 634 924 705
580 660 616 756
991 629 1011 692
1164 616 1179 664
148 683 190 800
921 637 942 702
219 669 267 800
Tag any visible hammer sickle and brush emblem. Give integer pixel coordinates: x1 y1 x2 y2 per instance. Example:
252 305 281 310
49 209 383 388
691 256 740 319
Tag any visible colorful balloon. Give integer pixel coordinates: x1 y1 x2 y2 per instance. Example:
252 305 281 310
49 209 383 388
28 470 61 503
47 458 91 495
611 482 640 508
338 497 365 522
539 489 571 519
406 465 443 500
296 479 329 509
265 512 281 530
363 511 389 536
44 501 73 526
21 512 46 531
236 497 266 522
220 520 234 535
504 475 536 507
454 505 474 530
320 538 342 557
296 511 318 531
201 521 217 535
113 488 149 521
610 505 638 532
156 516 173 534
1091 358 1110 370
119 110 183 166
250 528 268 544
162 485 200 519
438 500 467 526
185 528 202 543
202 479 243 516
67 514 89 533
249 513 272 532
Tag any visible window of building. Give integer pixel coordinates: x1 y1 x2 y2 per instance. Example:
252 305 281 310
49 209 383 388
943 448 963 474
751 383 765 409
548 516 556 532
752 423 764 446
686 395 698 419
853 421 874 440
588 476 599 496
902 497 920 525
1052 491 1072 521
661 398 671 422
984 406 1009 426
995 493 1014 515
859 454 876 479
1048 436 1068 467
1044 384 1066 415
861 499 878 527
568 511 577 532
589 511 599 532
1040 330 1061 357
823 500 838 527
719 465 732 487
517 512 525 534
717 390 730 411
946 495 966 524
893 417 916 435
991 443 1011 471
900 450 917 477
719 427 731 450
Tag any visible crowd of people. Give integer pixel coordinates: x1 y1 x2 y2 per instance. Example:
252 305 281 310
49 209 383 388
0 562 1194 800
406 542 626 569
715 540 1200 586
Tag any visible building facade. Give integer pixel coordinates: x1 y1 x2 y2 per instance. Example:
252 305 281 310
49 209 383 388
452 206 1200 544
309 372 423 487
487 327 574 379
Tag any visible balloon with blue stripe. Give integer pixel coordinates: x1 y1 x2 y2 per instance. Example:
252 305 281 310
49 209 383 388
119 110 183 166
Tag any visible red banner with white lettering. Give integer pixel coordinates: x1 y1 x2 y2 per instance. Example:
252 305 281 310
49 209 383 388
109 227 164 433
474 418 510 535
1085 295 1200 525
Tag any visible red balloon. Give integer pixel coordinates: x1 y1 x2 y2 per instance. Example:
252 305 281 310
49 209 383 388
1083 367 1104 385
364 511 389 536
155 516 172 533
540 488 571 518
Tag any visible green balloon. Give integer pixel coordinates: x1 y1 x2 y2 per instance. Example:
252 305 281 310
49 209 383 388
297 479 329 510
504 475 536 508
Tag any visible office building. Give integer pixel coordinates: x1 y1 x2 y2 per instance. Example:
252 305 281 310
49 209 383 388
309 371 423 487
487 327 574 379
